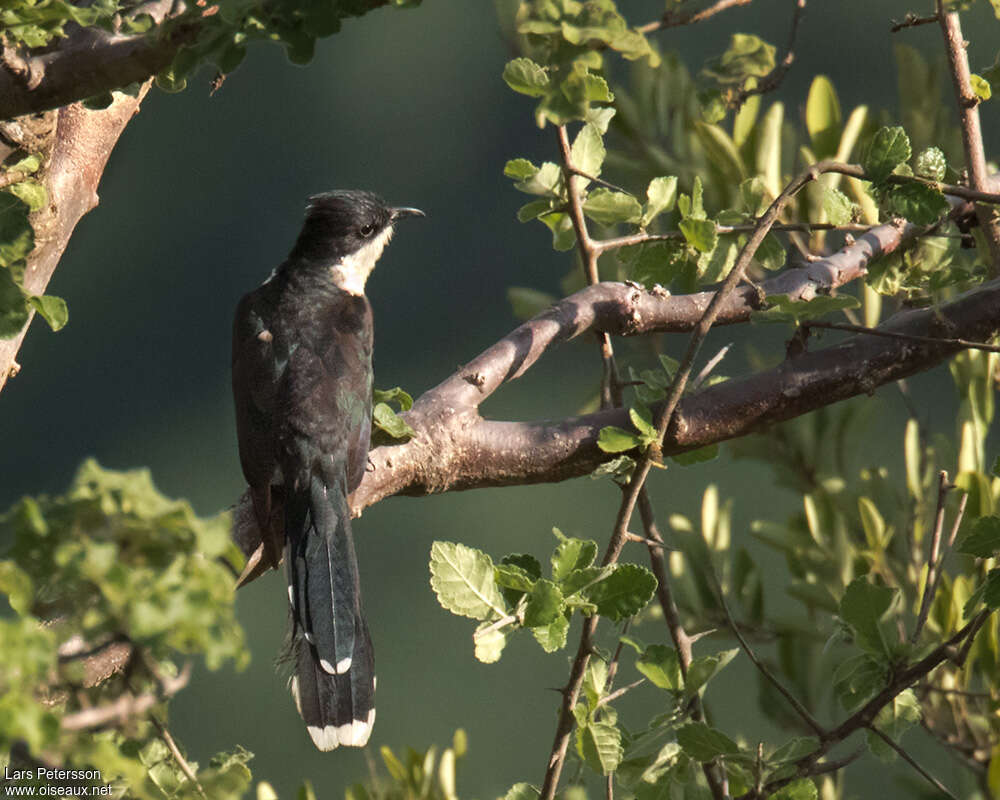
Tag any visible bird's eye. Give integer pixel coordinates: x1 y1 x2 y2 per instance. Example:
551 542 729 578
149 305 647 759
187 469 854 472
359 224 375 238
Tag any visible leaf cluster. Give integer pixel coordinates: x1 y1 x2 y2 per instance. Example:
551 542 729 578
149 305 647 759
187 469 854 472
0 460 251 799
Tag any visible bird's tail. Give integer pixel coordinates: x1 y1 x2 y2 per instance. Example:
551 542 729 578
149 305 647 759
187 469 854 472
285 471 375 750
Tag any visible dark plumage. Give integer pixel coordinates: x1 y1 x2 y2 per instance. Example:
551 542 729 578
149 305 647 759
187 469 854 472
232 190 423 750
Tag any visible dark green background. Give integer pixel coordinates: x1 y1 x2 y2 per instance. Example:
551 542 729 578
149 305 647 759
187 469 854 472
2 1 998 796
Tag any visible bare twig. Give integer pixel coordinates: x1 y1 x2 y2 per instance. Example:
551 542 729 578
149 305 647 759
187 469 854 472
890 12 939 32
690 343 732 392
912 472 953 642
709 572 826 737
867 725 960 800
61 663 190 731
149 714 207 798
937 4 1000 275
595 221 872 253
596 678 645 707
734 0 805 103
637 0 752 34
804 321 1000 355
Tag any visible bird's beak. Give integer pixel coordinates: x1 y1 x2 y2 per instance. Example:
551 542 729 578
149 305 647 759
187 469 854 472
390 207 425 221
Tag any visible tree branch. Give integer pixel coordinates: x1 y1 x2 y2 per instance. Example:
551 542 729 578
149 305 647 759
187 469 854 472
637 0 753 34
936 3 1000 276
0 87 152 392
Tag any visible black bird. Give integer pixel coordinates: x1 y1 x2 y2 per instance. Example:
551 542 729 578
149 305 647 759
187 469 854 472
231 190 423 750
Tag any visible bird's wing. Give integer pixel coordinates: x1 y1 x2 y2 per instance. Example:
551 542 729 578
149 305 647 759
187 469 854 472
232 283 286 573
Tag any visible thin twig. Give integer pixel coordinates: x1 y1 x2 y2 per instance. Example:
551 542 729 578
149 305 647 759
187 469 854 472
912 471 952 642
803 320 1000 355
690 344 732 392
937 4 1000 275
596 678 646 707
149 714 207 798
637 0 752 34
866 725 960 800
567 166 630 195
920 490 969 640
890 12 939 32
709 571 826 737
593 221 871 254
734 0 806 103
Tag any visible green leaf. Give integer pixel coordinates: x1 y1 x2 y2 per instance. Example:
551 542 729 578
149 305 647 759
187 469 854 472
0 561 34 616
372 386 413 411
806 75 842 159
694 122 746 183
642 176 678 226
571 124 605 178
503 58 550 97
501 784 539 800
523 579 564 627
494 563 536 593
532 614 569 652
635 644 682 691
0 267 30 339
516 199 554 223
958 516 1000 558
752 292 861 324
675 722 741 761
429 541 506 621
685 648 739 698
858 496 887 550
504 158 538 180
587 563 657 620
372 402 415 440
507 286 556 320
583 188 642 225
884 182 950 225
7 180 47 213
867 690 921 762
473 622 507 663
769 737 819 765
671 444 719 466
540 211 576 250
498 553 542 607
576 721 623 775
839 577 897 656
970 74 992 101
914 147 947 181
27 294 67 332
703 34 776 86
629 403 657 441
863 126 911 184
822 186 857 225
753 232 786 271
598 426 643 453
551 536 598 582
0 193 34 267
619 240 687 288
679 217 718 253
773 779 817 800
514 161 563 197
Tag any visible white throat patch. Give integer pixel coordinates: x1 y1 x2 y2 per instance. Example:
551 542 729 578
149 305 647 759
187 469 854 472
330 225 394 295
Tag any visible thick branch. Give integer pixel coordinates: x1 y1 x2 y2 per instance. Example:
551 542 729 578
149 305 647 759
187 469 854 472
0 88 151 392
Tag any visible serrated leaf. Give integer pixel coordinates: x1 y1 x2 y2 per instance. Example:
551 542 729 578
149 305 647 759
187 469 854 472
839 577 897 656
571 124 605 178
675 722 741 761
867 690 921 762
372 402 415 440
754 233 786 271
7 180 47 213
885 182 950 225
532 614 569 652
429 541 506 621
27 293 67 332
0 266 30 339
642 176 678 226
957 516 1000 558
914 147 947 181
576 721 623 775
970 74 992 101
598 426 643 453
679 217 717 253
587 563 657 620
635 644 682 691
685 648 739 698
773 779 817 800
473 623 507 663
629 403 657 440
515 162 563 197
864 126 911 184
0 193 34 267
494 563 536 593
671 445 719 466
823 186 856 225
540 211 576 251
523 579 564 627
505 158 538 180
583 188 642 225
552 537 598 582
503 58 550 97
